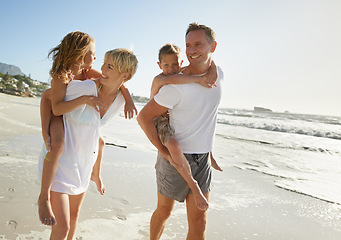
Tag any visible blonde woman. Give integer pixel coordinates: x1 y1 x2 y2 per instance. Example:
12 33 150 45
38 31 137 227
38 48 138 239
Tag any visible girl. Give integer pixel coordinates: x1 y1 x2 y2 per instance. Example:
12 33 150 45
38 31 137 226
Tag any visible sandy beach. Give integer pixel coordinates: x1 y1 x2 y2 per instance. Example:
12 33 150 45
0 92 341 240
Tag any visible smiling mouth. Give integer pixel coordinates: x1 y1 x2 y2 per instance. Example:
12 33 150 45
101 74 108 79
190 55 201 59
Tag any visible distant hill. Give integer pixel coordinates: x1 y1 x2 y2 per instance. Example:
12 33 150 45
0 62 25 76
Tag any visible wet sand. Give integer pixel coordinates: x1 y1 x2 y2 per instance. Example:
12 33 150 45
1 93 341 239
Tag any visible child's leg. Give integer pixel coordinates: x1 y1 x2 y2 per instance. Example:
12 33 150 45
40 89 53 151
165 138 209 211
91 137 105 195
38 115 65 226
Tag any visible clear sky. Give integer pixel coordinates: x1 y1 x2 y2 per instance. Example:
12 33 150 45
1 0 340 116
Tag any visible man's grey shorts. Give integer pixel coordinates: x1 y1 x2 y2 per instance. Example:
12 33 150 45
155 151 212 202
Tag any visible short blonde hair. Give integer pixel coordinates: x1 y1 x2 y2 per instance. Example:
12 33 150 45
185 22 216 44
104 48 138 81
158 44 182 62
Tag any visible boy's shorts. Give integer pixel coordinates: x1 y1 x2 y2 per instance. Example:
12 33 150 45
153 115 174 146
155 151 212 202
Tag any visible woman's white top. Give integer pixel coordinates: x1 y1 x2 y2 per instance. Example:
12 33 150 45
38 80 124 195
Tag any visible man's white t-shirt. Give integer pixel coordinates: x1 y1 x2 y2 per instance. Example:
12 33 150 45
154 66 224 154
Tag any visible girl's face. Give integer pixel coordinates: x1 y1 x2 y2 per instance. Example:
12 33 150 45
82 43 96 70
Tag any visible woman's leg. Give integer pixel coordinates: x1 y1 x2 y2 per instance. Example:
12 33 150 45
67 193 86 240
91 137 106 195
49 192 86 240
166 138 208 211
50 192 71 240
38 115 65 226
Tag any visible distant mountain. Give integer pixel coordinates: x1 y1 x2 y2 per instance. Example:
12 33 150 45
0 62 25 76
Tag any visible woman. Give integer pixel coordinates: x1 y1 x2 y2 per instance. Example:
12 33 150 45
38 48 138 239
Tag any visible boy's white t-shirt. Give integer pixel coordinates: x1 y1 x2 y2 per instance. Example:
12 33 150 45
154 66 224 154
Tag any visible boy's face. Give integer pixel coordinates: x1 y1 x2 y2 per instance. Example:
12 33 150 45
158 54 183 76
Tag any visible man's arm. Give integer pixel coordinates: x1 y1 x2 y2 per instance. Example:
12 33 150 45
137 99 170 160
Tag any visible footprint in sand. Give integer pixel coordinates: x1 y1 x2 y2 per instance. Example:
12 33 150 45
117 214 127 221
110 197 129 205
6 220 17 230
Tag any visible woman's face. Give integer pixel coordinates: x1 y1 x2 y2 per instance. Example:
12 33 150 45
100 56 122 84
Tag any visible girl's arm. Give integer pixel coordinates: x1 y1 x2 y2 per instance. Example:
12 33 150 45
87 68 137 119
50 76 104 116
120 84 138 119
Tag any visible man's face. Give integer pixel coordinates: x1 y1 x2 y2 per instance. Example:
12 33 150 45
185 30 216 65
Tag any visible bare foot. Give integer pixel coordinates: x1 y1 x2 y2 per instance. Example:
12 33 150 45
192 190 209 211
38 195 56 226
91 173 106 195
211 159 223 171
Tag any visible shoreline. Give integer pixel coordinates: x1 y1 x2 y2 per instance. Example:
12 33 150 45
1 93 341 239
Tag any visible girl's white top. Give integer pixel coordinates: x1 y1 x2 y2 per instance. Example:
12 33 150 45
38 80 124 195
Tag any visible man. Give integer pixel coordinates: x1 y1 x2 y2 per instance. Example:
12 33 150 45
137 22 223 240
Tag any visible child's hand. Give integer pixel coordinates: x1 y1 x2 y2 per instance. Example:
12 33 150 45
124 101 138 119
84 96 106 112
205 61 218 87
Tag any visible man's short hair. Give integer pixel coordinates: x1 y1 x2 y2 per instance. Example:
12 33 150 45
185 22 216 44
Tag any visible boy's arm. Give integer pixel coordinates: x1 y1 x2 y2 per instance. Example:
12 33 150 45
120 84 138 119
151 65 218 97
150 75 164 99
50 77 104 116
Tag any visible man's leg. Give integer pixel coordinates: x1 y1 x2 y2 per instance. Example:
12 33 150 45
186 192 209 240
150 192 175 240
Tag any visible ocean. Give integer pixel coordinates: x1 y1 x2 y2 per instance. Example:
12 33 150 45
215 108 341 205
98 104 341 239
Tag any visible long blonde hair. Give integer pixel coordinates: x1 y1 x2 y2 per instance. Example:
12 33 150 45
48 31 94 83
